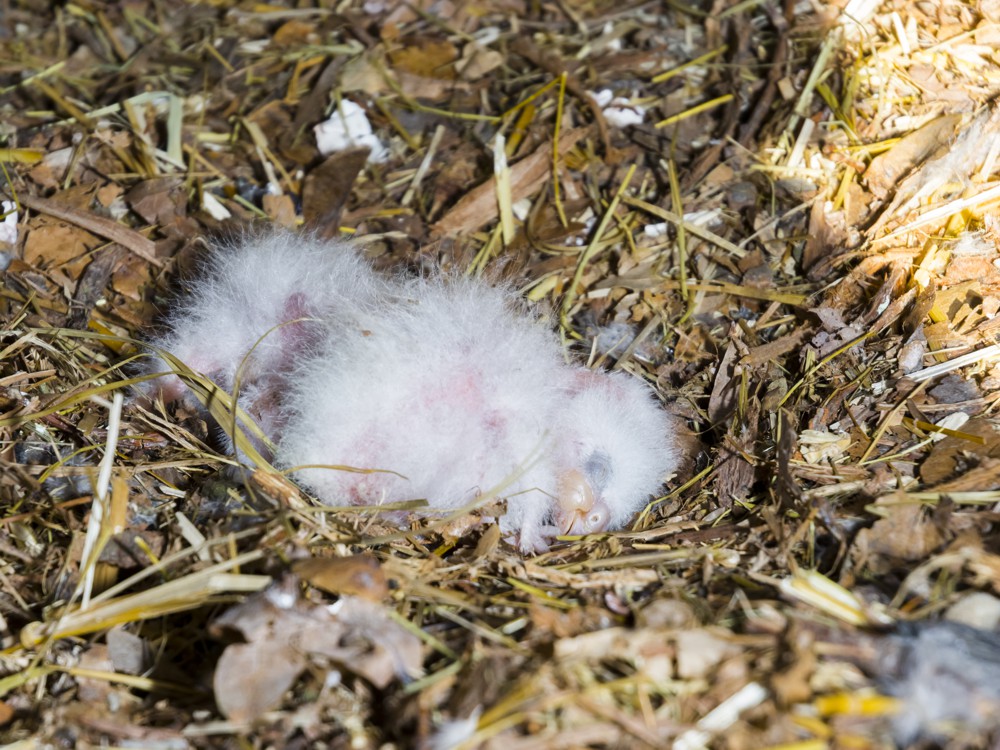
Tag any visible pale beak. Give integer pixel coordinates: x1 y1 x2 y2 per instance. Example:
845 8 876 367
556 469 611 535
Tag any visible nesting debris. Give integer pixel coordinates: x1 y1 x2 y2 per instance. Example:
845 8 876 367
4 0 1000 746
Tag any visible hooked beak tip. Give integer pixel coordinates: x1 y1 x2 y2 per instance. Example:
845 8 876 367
556 469 610 535
561 501 611 536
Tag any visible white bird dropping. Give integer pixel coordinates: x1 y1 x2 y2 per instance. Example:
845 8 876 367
313 100 389 163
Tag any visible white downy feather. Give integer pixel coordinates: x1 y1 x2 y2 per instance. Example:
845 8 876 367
278 275 568 551
145 231 683 551
141 232 388 454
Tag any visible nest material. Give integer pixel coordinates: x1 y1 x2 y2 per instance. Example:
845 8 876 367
3 0 1000 747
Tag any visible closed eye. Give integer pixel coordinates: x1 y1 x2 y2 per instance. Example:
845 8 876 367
583 451 612 493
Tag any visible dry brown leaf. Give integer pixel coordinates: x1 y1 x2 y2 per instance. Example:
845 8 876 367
458 42 504 80
215 638 306 724
310 596 424 686
22 224 100 278
95 183 123 209
17 193 162 267
390 40 458 79
921 418 1000 484
943 255 1000 288
109 252 155 303
302 148 368 236
272 19 319 47
210 578 422 721
930 459 1000 492
431 127 588 237
855 500 945 567
262 193 297 228
707 337 741 425
97 529 166 568
75 644 117 703
864 114 962 200
292 554 389 601
126 179 184 227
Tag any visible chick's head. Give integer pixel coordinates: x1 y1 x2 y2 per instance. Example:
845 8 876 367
552 368 679 535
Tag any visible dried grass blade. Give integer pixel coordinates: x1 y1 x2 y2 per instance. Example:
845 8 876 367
22 562 269 647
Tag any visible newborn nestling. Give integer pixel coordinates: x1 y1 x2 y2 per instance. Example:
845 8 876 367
143 231 681 551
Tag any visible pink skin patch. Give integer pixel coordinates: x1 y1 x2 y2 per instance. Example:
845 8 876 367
482 410 507 452
143 291 323 455
140 371 188 406
419 369 482 411
279 292 323 353
566 367 606 392
332 427 399 506
225 292 323 456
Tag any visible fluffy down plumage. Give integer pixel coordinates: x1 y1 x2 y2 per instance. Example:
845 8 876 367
279 276 571 551
143 231 683 551
141 233 387 454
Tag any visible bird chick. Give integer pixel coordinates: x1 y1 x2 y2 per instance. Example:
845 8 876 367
278 273 680 552
144 231 683 551
140 233 387 455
